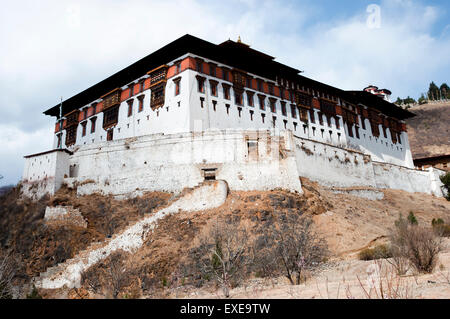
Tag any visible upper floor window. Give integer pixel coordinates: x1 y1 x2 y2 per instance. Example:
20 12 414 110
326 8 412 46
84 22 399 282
247 91 254 107
223 69 229 82
281 101 287 116
127 99 134 117
139 80 145 93
268 84 274 96
269 98 276 113
81 121 87 137
129 83 134 97
176 62 181 74
258 95 265 110
173 77 181 96
196 59 203 73
257 80 263 92
246 77 252 88
210 80 218 97
90 116 97 133
209 63 216 77
290 104 297 118
223 83 231 100
235 90 243 106
196 75 205 93
137 95 144 112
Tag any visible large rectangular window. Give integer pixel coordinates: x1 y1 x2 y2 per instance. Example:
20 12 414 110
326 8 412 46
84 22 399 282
223 84 231 100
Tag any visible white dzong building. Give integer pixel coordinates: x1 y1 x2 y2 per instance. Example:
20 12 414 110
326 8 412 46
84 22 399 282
22 35 446 199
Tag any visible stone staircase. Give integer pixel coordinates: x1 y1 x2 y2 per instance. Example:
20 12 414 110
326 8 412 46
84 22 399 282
34 180 228 290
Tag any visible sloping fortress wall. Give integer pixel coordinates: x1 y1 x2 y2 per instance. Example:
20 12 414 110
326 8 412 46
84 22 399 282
22 130 446 200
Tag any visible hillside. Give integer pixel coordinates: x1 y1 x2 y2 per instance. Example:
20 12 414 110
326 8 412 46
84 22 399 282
2 179 446 299
406 102 450 159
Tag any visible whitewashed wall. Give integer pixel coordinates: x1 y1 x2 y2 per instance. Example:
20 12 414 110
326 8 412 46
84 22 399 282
22 150 70 198
68 130 303 197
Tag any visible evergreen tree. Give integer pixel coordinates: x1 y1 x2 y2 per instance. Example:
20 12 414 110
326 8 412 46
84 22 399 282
418 93 427 105
440 83 449 99
428 82 440 100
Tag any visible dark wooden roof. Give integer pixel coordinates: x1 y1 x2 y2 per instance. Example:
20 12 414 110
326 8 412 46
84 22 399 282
44 34 300 117
346 91 415 120
44 34 413 121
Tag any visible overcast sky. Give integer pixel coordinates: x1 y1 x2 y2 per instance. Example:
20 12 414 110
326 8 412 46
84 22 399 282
1 0 449 186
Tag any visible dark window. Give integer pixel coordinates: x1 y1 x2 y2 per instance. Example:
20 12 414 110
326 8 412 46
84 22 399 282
138 96 144 112
150 84 165 109
268 84 274 96
259 95 265 110
209 64 216 77
281 101 287 116
196 76 205 93
107 129 113 141
196 59 203 73
174 78 181 96
176 62 181 74
210 80 218 96
309 109 316 123
257 80 263 92
250 110 254 121
247 91 254 106
81 121 87 136
269 98 276 113
223 84 230 100
103 105 119 129
90 117 97 133
139 80 145 93
235 90 243 106
127 100 133 117
223 69 229 81
65 125 77 146
290 104 296 118
83 109 88 120
129 84 134 97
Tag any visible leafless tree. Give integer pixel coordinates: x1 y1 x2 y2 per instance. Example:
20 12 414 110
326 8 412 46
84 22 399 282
108 252 129 299
195 220 252 298
81 250 130 299
390 215 442 274
0 251 16 299
258 213 328 285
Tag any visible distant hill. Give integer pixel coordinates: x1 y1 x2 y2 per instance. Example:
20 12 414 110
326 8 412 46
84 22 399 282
406 102 450 159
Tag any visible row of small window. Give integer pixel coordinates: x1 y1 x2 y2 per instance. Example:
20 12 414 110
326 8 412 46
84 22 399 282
194 58 340 103
80 117 98 137
126 95 145 117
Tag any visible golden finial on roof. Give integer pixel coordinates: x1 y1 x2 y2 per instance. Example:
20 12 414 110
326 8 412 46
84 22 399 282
237 35 242 43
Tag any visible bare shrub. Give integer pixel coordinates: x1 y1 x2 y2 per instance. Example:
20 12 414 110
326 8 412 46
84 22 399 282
0 251 16 299
390 214 442 274
188 220 252 298
347 260 415 299
81 250 131 299
255 212 328 285
432 218 450 237
358 244 392 261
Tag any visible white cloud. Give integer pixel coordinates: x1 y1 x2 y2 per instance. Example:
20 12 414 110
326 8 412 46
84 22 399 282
0 124 53 186
0 0 449 185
